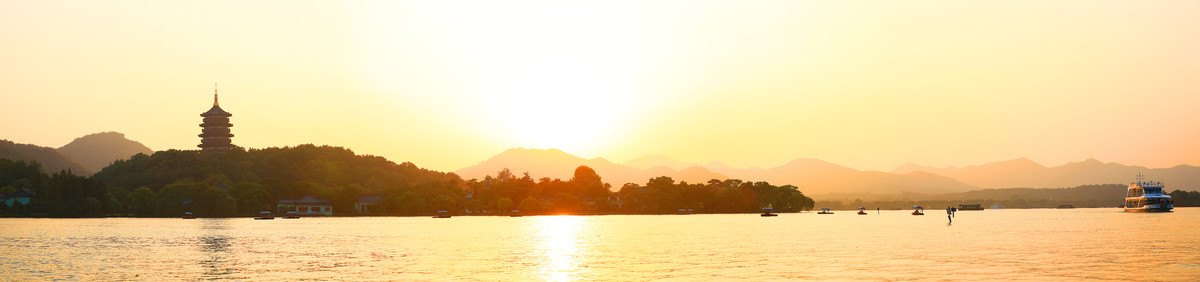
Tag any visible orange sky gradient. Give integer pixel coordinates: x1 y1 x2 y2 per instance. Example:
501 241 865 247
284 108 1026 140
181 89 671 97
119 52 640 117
2 0 1199 173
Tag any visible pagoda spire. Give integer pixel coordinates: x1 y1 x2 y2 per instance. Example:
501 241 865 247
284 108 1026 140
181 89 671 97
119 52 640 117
199 84 234 155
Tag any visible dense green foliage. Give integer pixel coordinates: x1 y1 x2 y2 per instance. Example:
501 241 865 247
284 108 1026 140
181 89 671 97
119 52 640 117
92 145 464 216
1169 190 1200 207
460 169 815 215
83 145 815 216
0 159 108 217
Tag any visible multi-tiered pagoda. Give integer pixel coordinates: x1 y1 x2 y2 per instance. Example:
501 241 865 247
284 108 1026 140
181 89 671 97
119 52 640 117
198 88 234 155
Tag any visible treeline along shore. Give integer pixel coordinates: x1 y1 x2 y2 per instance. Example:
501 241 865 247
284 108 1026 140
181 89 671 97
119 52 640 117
0 145 814 217
3 144 1199 218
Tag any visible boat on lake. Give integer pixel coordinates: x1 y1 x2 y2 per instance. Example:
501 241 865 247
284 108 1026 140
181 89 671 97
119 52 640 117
817 208 833 214
434 210 452 218
255 211 274 220
912 206 924 215
183 212 194 219
990 203 1004 209
284 211 299 219
509 210 522 217
857 207 867 215
760 207 778 217
1057 204 1075 209
1124 173 1173 213
958 204 984 211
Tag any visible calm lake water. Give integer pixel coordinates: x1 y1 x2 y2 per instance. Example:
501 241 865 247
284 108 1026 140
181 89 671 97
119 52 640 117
2 208 1198 281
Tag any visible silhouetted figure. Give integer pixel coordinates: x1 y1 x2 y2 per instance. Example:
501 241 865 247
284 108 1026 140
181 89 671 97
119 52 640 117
946 206 953 222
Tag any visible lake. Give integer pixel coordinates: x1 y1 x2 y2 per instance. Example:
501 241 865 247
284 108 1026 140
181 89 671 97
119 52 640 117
2 208 1198 281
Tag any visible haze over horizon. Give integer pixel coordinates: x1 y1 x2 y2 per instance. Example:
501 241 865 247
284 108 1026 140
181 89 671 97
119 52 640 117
4 1 1200 173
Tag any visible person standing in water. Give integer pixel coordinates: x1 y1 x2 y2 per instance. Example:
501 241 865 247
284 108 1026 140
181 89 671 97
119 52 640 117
946 206 953 222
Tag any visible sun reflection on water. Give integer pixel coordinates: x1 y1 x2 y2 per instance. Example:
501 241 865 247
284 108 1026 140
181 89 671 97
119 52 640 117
534 216 588 281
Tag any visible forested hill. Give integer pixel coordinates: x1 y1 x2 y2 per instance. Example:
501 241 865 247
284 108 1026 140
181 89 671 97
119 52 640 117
93 144 464 201
57 132 153 173
0 139 92 175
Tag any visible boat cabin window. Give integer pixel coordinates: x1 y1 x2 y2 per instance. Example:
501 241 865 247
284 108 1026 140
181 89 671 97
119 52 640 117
1143 188 1162 195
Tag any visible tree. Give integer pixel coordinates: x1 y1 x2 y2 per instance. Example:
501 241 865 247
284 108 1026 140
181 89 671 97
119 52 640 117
496 197 514 213
130 187 156 216
230 182 271 215
518 196 540 213
430 194 455 213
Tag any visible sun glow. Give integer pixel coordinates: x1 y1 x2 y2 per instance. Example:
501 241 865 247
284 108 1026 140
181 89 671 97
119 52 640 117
357 2 648 156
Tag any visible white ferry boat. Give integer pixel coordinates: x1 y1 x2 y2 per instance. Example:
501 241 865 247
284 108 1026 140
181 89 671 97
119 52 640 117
1124 173 1173 213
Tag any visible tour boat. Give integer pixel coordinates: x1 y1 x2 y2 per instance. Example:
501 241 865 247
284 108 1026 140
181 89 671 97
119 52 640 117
912 206 924 215
1124 173 1174 213
434 210 452 218
857 207 867 215
817 208 833 214
255 211 274 220
183 212 194 219
990 203 1004 209
760 207 778 217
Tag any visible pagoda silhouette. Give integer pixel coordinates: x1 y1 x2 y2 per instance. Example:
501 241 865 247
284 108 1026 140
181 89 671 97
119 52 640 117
198 85 234 155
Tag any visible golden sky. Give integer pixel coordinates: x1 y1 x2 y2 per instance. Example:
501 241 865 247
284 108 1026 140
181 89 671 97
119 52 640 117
2 0 1199 172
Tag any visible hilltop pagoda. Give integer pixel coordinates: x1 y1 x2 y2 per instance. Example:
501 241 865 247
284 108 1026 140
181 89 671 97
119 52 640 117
198 86 234 155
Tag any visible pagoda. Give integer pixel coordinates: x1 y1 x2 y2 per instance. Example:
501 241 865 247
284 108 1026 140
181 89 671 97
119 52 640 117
198 86 234 155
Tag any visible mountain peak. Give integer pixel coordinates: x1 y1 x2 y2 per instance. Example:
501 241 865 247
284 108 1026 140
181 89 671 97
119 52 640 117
57 131 153 173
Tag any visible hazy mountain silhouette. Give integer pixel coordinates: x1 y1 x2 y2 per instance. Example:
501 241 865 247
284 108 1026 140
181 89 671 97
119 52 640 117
702 158 976 195
57 132 153 173
455 148 727 186
0 139 93 175
623 154 699 171
459 149 976 195
892 158 1200 190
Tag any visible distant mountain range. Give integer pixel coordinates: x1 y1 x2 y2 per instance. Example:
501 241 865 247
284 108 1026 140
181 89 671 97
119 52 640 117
892 158 1200 190
455 148 977 195
458 149 1200 195
0 132 152 175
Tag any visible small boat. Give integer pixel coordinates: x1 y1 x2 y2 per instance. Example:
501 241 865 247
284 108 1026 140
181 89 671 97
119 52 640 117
1057 204 1075 209
760 207 778 217
958 204 984 211
857 207 867 215
183 212 194 219
817 208 833 214
677 208 690 215
990 203 1005 209
255 211 274 220
509 209 522 217
284 211 299 219
1124 173 1173 213
912 206 924 215
434 210 452 218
